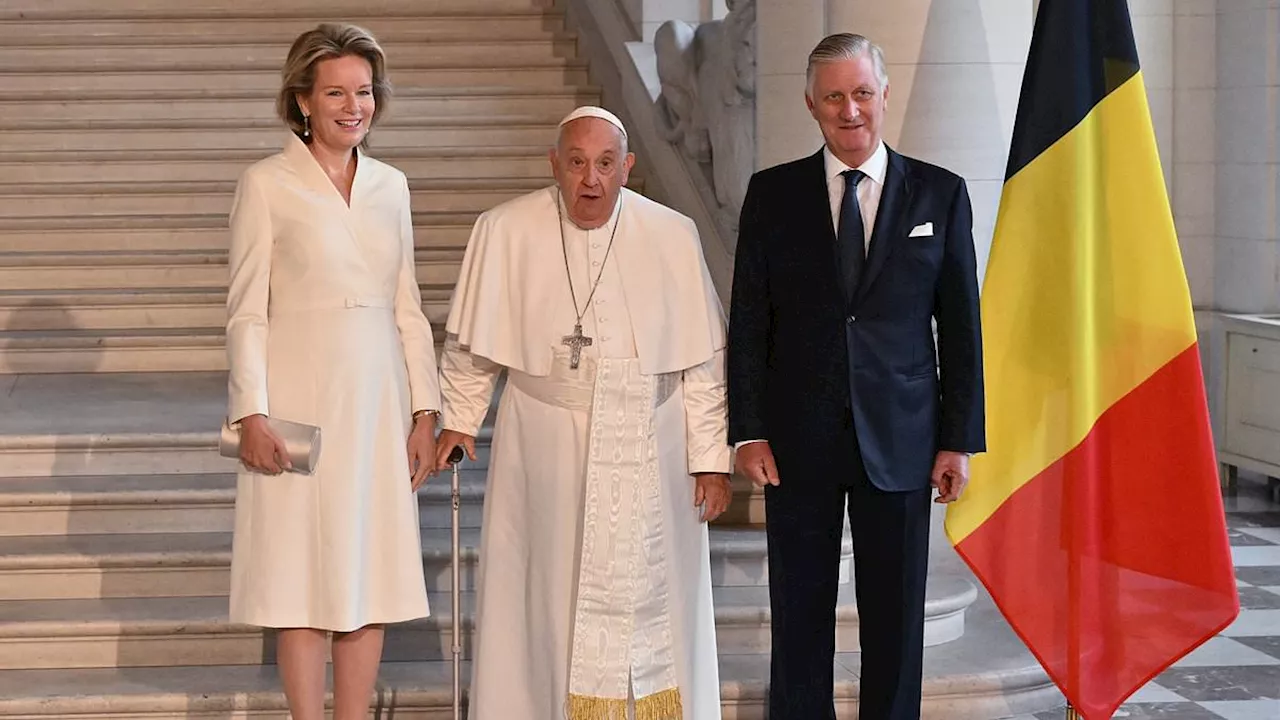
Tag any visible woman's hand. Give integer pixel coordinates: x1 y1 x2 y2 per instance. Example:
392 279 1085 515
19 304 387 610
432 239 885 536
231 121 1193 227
238 415 290 474
407 413 439 491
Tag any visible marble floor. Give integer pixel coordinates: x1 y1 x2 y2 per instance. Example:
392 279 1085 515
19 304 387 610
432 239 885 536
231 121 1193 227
1012 472 1280 720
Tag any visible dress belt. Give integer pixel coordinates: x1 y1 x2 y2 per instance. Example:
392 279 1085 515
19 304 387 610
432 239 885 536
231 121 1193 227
270 296 394 315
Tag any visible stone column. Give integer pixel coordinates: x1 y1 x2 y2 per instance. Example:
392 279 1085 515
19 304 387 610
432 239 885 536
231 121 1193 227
754 0 825 169
1214 0 1279 315
1153 0 1222 425
1166 1 1217 312
1199 0 1280 438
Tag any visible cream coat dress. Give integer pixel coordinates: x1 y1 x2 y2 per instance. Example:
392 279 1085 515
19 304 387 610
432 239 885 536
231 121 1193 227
225 134 439 631
441 188 731 719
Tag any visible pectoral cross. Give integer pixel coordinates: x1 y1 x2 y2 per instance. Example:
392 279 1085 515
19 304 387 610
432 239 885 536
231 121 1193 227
561 323 593 370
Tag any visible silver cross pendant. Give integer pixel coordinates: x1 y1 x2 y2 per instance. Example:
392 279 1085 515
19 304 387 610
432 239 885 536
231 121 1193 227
561 323 593 370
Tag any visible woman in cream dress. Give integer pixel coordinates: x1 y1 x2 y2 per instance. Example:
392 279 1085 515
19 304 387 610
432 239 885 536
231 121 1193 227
225 24 439 720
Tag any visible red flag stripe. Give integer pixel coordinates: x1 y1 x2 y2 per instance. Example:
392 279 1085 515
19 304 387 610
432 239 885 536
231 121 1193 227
954 344 1239 720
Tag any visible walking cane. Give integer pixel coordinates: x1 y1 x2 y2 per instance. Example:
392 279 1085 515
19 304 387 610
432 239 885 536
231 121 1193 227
446 445 465 720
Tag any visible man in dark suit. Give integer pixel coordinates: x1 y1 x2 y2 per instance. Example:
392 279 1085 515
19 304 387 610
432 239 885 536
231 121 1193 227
726 33 986 720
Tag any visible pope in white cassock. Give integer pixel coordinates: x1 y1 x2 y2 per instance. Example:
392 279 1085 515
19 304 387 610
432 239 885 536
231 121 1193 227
433 106 733 720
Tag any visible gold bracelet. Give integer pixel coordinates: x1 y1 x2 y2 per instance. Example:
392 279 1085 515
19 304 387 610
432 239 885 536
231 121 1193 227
412 409 440 422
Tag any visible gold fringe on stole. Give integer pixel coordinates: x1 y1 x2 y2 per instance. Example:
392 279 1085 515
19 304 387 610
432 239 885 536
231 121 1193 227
566 688 683 720
635 687 683 720
567 694 628 720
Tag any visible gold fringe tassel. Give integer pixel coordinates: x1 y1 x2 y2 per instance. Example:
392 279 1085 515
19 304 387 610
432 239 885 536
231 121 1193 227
567 694 628 720
566 688 683 720
635 687 683 720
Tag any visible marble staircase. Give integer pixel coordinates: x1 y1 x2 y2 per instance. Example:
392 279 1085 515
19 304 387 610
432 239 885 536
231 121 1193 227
0 0 589 374
0 1 1058 717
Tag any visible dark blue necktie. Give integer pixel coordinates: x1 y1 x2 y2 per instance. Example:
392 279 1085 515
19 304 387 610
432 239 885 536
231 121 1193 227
837 169 867 301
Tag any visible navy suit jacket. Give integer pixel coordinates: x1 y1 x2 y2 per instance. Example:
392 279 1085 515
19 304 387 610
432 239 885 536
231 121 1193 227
727 147 986 492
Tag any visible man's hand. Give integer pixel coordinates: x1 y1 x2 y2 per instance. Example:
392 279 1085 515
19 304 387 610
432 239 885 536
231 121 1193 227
407 414 438 492
735 441 779 487
435 428 477 473
931 451 970 503
694 472 732 522
238 414 290 475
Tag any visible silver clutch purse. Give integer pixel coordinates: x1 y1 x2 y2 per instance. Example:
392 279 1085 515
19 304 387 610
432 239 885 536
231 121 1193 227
219 416 322 475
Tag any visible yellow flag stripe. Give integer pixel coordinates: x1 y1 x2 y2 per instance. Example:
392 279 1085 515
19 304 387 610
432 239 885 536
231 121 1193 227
945 72 1198 543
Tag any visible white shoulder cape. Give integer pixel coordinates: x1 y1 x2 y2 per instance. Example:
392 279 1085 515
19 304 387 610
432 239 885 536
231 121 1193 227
445 186 725 376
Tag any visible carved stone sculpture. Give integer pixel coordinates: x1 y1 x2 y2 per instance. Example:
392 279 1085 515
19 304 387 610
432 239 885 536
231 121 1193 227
654 0 756 233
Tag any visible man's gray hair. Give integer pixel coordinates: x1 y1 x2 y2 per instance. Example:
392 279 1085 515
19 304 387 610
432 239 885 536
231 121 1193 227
805 33 889 96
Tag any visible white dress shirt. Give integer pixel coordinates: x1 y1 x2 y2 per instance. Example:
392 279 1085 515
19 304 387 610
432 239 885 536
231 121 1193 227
734 141 888 452
824 140 888 255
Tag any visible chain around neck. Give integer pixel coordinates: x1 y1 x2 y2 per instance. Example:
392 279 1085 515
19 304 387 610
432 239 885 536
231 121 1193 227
556 189 624 324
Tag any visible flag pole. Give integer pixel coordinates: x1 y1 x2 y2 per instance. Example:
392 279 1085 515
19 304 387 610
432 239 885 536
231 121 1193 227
1065 703 1082 720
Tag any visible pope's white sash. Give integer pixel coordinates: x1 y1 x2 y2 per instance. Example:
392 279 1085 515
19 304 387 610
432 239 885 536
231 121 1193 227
565 357 682 720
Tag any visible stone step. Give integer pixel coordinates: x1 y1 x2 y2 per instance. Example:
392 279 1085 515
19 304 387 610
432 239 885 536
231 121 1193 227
0 426 495 477
0 598 1059 720
0 468 760 537
0 581 941 669
7 92 595 127
0 283 456 331
0 65 590 98
0 152 556 187
0 328 232 374
0 219 477 252
0 288 225 331
0 471 488 537
0 117 568 153
0 327 451 374
0 0 552 20
0 15 566 46
0 247 466 290
0 39 579 73
0 526 803 600
0 38 576 73
0 373 485 472
0 369 762 515
0 208 481 237
0 181 540 220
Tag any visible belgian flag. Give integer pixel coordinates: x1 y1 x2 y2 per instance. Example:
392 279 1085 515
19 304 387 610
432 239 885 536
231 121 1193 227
943 1 1240 717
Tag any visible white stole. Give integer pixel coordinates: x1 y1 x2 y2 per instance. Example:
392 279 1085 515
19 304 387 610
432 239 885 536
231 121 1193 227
512 355 682 720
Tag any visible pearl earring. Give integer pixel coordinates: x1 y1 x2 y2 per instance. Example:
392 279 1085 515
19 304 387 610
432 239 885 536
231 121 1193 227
302 114 311 138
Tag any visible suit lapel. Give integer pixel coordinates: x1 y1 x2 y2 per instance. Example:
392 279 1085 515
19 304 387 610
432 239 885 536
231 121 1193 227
805 150 837 243
857 148 914 306
797 150 847 300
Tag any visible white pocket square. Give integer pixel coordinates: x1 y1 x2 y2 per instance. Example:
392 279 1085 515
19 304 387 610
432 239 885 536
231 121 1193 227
909 222 934 237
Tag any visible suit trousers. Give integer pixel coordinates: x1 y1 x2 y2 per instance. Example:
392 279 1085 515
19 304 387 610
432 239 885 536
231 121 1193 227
764 413 932 720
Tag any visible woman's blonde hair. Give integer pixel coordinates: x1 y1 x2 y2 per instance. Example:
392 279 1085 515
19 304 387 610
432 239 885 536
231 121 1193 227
277 23 391 144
